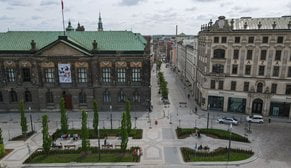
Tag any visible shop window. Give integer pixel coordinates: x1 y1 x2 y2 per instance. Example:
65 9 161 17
257 83 263 93
260 50 267 60
213 49 225 59
228 98 246 113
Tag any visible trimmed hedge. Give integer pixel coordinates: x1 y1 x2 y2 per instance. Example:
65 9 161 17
176 128 249 143
24 147 141 163
181 147 254 162
52 129 143 140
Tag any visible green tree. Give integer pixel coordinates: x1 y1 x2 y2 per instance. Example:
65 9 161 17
81 110 90 152
60 97 68 134
93 100 99 134
0 128 4 157
120 112 128 151
19 100 27 137
125 100 132 134
42 115 51 154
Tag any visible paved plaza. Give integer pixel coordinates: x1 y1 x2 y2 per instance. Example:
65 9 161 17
0 63 291 168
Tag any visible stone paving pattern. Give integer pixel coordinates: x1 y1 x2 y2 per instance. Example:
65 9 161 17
0 63 291 168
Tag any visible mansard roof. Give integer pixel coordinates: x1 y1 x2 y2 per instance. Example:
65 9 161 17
0 31 147 52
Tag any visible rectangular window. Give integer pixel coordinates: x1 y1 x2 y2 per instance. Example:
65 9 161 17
262 36 269 43
230 81 236 91
221 37 227 43
286 85 291 95
272 66 280 77
214 37 219 43
132 68 141 82
245 65 251 75
234 37 240 43
271 83 277 94
260 50 267 60
275 50 282 61
232 64 238 74
22 68 31 82
6 68 16 82
243 82 249 92
210 80 215 89
0 91 3 102
102 68 111 83
277 36 283 43
288 67 291 77
44 68 55 83
218 81 224 90
233 49 239 59
246 50 253 60
117 68 126 83
77 68 87 83
258 66 265 76
248 37 254 43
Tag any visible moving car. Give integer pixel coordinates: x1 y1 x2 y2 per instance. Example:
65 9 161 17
246 115 264 123
217 117 239 125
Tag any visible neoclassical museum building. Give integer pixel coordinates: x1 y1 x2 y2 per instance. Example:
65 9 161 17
0 30 151 112
196 16 291 118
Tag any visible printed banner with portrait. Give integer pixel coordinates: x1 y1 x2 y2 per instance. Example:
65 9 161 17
58 64 72 83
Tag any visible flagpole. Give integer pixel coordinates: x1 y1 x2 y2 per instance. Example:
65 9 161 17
61 0 66 36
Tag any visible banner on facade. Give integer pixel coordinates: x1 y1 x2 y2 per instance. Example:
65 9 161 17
58 64 72 83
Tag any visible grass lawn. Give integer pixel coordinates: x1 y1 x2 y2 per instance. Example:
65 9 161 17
29 153 135 163
176 128 249 143
181 147 253 162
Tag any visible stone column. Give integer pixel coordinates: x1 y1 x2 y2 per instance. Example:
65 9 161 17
223 96 228 112
246 96 252 115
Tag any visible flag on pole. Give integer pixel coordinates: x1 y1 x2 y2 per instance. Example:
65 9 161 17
61 0 64 10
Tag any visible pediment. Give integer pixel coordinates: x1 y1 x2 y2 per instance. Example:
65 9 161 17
38 41 90 56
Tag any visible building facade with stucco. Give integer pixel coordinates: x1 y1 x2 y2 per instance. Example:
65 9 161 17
197 16 291 118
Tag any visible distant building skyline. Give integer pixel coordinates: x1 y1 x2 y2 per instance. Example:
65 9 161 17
0 0 290 35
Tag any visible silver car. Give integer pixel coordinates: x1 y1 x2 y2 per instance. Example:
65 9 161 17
217 117 239 125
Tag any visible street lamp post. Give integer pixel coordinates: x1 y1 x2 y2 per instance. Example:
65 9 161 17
110 105 112 130
28 107 33 132
227 123 232 161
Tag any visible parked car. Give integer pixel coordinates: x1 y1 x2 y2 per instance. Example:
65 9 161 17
246 115 264 123
217 117 239 125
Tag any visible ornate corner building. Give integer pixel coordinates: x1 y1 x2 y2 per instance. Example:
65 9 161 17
197 16 291 118
0 30 151 112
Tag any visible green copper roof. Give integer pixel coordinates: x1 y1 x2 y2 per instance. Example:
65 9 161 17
0 31 146 51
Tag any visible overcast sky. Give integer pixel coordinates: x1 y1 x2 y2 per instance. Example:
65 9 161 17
0 0 291 35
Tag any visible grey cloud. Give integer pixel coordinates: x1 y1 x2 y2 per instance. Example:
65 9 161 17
31 16 42 20
0 15 14 21
119 0 146 6
185 7 197 11
0 0 31 7
40 0 58 6
231 6 258 14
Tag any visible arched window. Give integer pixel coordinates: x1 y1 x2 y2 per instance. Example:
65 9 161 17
257 83 263 93
212 64 224 73
79 92 87 104
118 89 126 103
103 89 111 103
133 90 140 103
24 90 32 102
213 49 225 59
46 90 54 103
9 89 17 102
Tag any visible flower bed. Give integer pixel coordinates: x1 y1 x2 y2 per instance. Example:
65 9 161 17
52 129 142 140
181 147 253 162
24 147 141 163
176 128 249 143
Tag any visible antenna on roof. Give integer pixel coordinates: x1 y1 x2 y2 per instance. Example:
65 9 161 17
61 0 66 36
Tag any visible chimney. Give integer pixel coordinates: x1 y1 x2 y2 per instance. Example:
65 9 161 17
31 40 36 51
92 40 97 50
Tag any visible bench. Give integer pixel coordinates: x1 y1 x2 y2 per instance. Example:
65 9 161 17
102 144 113 149
64 144 76 149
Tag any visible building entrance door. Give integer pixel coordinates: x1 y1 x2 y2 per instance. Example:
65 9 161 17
63 91 72 110
252 98 263 114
